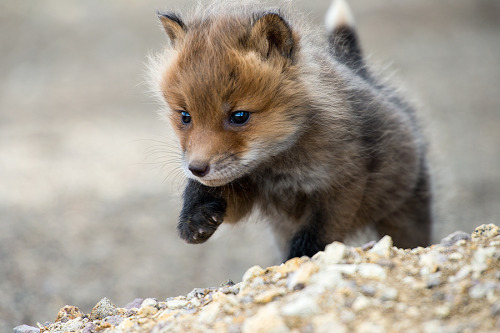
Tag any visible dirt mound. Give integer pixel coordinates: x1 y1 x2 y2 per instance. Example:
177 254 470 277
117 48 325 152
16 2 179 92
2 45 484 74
20 224 499 333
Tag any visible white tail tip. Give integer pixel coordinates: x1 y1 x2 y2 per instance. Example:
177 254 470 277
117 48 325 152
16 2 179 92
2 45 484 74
325 0 355 33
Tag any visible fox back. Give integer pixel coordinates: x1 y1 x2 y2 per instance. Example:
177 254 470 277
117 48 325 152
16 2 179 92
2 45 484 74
150 0 432 260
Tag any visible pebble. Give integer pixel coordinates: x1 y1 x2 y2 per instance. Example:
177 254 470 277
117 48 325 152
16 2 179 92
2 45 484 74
358 264 387 280
141 298 158 308
440 231 471 247
242 303 289 333
242 265 265 284
54 305 83 323
166 299 189 309
82 322 96 333
197 302 221 324
13 325 40 333
124 298 144 309
60 319 83 332
313 314 347 333
314 242 346 265
105 315 124 326
369 235 393 257
352 295 371 311
254 288 287 304
89 297 117 320
286 261 319 290
471 224 499 240
281 294 321 317
381 287 398 301
471 247 496 278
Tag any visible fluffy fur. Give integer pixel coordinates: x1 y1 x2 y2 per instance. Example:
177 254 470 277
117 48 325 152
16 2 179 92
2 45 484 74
149 0 432 260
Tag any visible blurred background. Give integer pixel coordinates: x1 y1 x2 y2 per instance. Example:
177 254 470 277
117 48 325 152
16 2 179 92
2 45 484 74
1 0 499 330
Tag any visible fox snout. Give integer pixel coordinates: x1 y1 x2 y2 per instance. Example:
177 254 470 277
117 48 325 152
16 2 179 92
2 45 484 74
187 161 210 178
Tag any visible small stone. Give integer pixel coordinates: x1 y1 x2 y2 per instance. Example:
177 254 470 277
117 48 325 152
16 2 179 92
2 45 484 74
242 303 289 333
491 301 500 316
358 263 387 280
105 315 124 327
471 224 499 240
448 266 471 283
321 242 347 265
468 283 491 299
357 322 385 333
82 322 96 333
13 325 40 333
369 235 393 257
287 261 319 290
137 305 158 317
379 286 398 300
360 284 376 297
448 252 463 261
352 295 371 311
426 272 442 288
440 231 471 247
281 294 320 316
361 240 376 251
55 305 83 322
434 305 451 319
242 265 265 284
254 288 287 304
124 298 144 309
471 246 496 278
141 298 158 309
61 319 83 332
313 314 347 333
310 267 344 290
187 288 209 300
166 299 189 309
197 302 221 323
90 297 118 321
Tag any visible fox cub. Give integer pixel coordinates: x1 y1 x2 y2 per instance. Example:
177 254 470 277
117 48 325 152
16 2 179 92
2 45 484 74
150 0 432 260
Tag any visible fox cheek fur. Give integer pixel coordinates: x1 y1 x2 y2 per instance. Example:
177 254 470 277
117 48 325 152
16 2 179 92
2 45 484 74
151 0 433 261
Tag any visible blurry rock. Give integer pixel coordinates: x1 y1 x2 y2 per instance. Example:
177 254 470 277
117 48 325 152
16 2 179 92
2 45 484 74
13 325 40 333
286 261 319 290
140 298 158 309
440 231 471 246
124 298 144 310
369 235 393 257
358 263 387 280
54 305 83 322
242 303 289 333
471 224 499 240
105 315 124 327
89 297 117 321
281 294 320 317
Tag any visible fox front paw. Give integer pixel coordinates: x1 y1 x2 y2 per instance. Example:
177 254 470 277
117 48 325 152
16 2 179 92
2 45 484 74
178 180 227 244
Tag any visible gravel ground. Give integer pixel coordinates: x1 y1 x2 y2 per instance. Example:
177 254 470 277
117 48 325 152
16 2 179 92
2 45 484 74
18 224 500 332
1 0 500 331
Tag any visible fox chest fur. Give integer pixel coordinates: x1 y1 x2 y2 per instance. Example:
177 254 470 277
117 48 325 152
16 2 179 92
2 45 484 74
150 0 432 260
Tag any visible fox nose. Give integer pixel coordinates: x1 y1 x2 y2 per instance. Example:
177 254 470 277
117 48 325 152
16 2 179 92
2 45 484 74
188 162 210 177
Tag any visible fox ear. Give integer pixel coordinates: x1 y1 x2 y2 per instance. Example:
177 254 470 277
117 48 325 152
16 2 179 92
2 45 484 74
158 11 186 46
249 13 295 59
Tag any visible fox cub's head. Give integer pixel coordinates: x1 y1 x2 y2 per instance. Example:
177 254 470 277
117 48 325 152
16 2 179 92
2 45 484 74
156 11 307 186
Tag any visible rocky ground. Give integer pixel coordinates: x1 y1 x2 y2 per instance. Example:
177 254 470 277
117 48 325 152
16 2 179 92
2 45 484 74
14 224 499 333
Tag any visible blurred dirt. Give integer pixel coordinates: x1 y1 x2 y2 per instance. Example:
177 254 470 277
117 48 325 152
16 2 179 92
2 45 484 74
1 0 499 331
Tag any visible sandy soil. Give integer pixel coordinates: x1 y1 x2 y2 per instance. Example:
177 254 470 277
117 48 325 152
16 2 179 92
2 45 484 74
1 0 499 330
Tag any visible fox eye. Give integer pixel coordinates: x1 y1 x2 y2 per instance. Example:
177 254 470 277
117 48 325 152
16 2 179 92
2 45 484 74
180 111 191 124
229 111 250 125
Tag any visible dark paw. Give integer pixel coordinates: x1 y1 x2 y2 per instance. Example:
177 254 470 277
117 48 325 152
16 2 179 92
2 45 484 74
178 203 225 244
177 180 227 244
